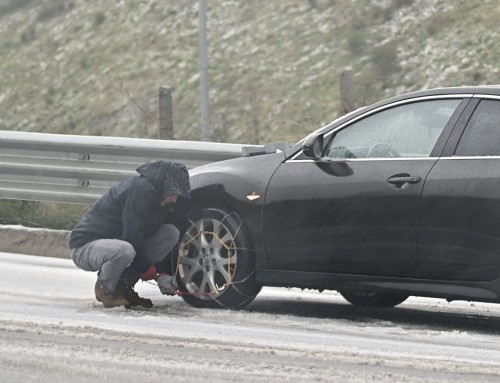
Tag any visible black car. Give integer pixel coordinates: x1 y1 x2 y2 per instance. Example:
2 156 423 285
173 86 500 309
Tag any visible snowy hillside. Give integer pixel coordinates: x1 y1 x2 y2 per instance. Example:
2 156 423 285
0 0 498 144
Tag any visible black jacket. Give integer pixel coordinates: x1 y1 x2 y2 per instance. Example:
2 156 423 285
69 161 191 253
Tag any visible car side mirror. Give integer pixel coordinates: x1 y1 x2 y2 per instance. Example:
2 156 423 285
302 133 324 160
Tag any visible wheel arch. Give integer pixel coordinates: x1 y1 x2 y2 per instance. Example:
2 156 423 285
190 184 239 216
187 183 270 270
185 153 286 270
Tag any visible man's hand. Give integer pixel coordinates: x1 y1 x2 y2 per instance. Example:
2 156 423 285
157 274 178 296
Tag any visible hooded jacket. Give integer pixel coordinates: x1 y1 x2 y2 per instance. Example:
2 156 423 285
69 161 190 254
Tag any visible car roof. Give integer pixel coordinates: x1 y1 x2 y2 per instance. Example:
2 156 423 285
323 85 500 132
390 85 500 99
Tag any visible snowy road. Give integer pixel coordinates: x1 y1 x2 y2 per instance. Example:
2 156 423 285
1 252 500 382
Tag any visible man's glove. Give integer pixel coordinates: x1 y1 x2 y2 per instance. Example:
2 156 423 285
140 266 157 281
157 274 177 296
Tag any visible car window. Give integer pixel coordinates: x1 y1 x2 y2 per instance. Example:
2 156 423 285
324 99 461 159
455 100 500 156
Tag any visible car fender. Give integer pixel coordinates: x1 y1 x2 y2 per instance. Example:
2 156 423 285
188 152 285 229
187 152 285 269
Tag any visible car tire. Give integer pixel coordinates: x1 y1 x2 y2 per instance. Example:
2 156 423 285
175 208 260 308
340 290 408 308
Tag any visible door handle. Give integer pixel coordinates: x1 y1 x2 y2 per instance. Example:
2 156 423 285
387 175 421 188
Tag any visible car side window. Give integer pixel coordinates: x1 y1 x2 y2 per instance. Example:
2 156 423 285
455 100 500 156
324 99 461 159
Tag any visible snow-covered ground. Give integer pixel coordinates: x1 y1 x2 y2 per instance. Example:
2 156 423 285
1 252 500 382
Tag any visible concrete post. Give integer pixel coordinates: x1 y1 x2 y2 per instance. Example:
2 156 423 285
339 67 355 114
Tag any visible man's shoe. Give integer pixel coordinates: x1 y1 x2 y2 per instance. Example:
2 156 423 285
116 280 153 308
95 281 130 308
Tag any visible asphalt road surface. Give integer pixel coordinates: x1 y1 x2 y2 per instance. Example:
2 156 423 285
1 252 500 382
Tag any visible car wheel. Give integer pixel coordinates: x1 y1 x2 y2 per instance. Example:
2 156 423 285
175 208 260 308
340 290 408 307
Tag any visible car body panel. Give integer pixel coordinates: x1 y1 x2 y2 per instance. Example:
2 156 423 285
256 269 500 303
189 152 285 228
418 157 500 282
188 152 285 268
263 158 436 277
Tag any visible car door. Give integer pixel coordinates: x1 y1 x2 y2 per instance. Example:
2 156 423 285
263 97 465 277
419 97 500 282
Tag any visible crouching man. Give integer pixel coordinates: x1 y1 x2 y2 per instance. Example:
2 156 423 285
69 160 190 308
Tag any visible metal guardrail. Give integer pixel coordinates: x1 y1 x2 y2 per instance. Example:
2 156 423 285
0 130 247 204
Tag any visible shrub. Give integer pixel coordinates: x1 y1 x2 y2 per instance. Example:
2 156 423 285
94 12 106 27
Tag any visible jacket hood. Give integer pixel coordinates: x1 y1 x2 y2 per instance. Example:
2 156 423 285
136 161 191 200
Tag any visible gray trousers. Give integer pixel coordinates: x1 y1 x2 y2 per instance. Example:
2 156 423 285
71 224 179 293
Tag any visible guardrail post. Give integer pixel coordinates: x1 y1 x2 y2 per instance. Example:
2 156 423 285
158 86 173 140
77 153 90 187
